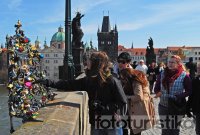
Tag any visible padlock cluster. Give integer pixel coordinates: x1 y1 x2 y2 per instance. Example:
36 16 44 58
4 20 56 121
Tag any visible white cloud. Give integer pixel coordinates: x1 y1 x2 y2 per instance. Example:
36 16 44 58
8 0 22 10
31 0 112 25
31 13 64 24
82 24 98 34
72 0 113 13
118 1 200 31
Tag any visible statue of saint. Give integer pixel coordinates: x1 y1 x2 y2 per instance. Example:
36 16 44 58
148 37 153 48
72 12 84 47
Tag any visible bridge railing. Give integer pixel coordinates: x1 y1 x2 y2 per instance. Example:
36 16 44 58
12 91 90 135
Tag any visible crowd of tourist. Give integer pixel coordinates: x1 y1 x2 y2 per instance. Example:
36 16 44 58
38 51 199 135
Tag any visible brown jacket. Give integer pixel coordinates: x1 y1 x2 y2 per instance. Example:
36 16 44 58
128 81 155 134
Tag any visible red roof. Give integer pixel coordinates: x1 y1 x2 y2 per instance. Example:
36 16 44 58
118 45 164 55
118 45 126 51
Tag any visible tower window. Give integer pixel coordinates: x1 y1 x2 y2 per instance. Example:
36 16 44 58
101 41 104 45
108 41 111 45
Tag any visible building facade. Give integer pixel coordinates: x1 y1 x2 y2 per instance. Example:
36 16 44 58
0 50 8 83
97 16 118 61
118 45 200 66
39 26 65 81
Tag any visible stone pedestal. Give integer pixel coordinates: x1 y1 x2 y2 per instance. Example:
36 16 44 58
72 46 84 77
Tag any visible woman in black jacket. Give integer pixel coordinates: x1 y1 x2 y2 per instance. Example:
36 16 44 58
41 51 127 135
189 75 200 135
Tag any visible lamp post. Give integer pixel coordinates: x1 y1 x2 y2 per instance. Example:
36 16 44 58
63 0 75 80
6 35 9 82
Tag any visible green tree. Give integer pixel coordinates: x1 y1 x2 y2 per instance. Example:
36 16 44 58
145 37 156 66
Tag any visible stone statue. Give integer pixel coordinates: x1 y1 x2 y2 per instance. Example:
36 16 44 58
72 12 84 47
148 37 153 48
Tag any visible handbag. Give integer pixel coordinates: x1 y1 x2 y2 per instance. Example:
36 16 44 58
168 97 187 115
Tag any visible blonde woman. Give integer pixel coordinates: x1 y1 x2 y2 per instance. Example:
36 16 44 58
154 55 192 135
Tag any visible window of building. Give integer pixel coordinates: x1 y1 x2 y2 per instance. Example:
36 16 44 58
199 52 200 55
58 44 61 49
54 54 58 57
141 52 143 55
108 41 111 45
45 66 49 70
199 57 200 60
195 57 197 60
45 60 50 63
195 52 197 55
54 60 58 63
135 52 138 55
45 54 49 57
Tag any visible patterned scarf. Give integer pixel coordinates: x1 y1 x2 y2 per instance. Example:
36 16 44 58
162 65 184 91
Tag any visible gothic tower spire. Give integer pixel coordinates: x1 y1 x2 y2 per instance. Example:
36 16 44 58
101 16 111 32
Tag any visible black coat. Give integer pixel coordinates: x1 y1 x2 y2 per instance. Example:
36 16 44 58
186 62 197 79
48 75 127 125
189 76 200 114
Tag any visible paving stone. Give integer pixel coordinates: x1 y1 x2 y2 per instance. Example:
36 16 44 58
141 94 196 135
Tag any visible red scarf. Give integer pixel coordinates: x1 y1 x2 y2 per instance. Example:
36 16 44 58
162 65 184 91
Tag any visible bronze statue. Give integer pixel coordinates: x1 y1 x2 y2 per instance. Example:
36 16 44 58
72 12 84 47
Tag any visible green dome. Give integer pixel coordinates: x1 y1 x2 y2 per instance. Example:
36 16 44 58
51 26 65 42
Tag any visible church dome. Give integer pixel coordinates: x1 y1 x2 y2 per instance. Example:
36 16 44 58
51 26 65 42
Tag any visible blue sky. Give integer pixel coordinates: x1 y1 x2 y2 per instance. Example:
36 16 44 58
0 0 200 49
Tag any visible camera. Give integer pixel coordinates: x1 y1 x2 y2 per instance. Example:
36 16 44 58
92 100 105 112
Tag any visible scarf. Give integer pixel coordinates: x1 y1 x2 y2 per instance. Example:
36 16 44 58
162 65 184 91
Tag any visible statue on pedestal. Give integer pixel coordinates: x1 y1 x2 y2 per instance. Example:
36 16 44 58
72 12 84 48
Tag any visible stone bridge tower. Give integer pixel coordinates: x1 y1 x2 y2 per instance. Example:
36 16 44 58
97 15 118 61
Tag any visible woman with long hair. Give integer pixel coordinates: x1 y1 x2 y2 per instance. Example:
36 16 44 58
40 51 127 135
154 55 192 135
120 68 155 135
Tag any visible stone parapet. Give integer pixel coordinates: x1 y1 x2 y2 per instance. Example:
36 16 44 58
12 91 90 135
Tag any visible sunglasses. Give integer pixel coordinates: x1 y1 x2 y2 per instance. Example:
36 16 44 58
117 60 127 64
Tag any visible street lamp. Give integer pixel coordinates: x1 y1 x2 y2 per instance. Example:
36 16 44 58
63 0 75 80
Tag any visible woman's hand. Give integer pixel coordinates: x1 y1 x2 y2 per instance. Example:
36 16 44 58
154 91 161 98
34 79 49 87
